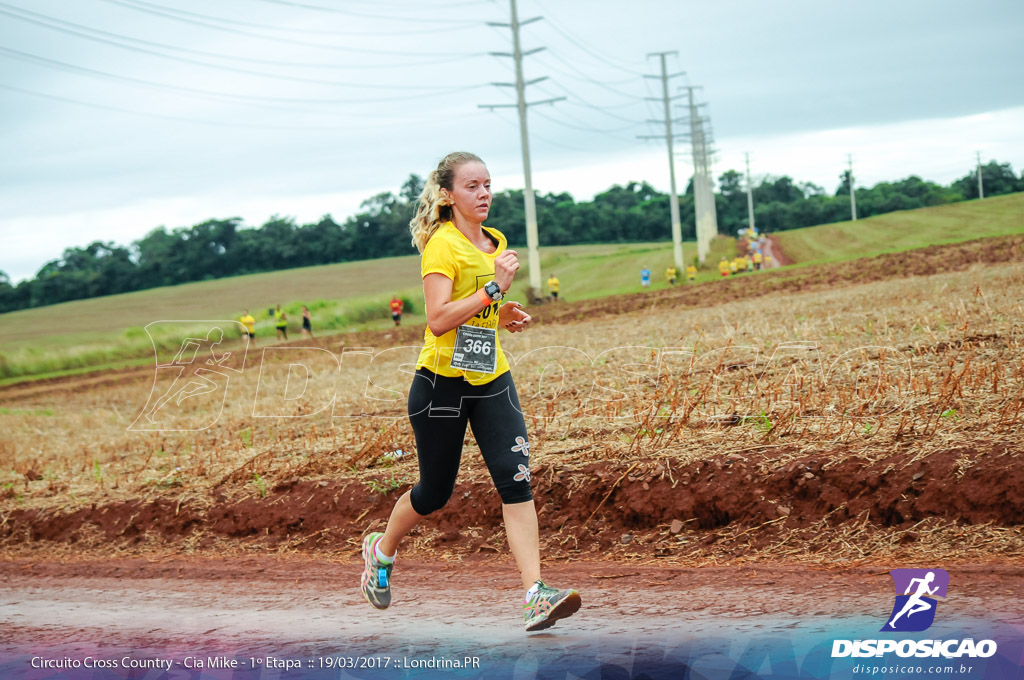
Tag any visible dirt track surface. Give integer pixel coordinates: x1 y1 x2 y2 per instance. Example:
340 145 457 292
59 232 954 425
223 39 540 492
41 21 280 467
2 557 1022 654
4 441 1023 563
764 234 791 267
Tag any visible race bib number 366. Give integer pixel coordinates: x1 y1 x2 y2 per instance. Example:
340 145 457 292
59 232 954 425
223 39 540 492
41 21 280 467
451 325 497 374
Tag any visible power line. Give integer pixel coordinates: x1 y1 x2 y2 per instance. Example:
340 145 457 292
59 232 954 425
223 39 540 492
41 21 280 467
0 5 485 87
486 107 614 156
97 0 476 55
0 81 484 129
530 77 645 124
113 0 481 36
536 49 643 101
528 104 643 137
245 0 482 23
0 82 327 130
531 0 646 77
0 46 487 106
0 4 476 70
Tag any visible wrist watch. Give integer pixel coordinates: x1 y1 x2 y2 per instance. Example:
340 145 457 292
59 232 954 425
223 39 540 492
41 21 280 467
483 280 503 301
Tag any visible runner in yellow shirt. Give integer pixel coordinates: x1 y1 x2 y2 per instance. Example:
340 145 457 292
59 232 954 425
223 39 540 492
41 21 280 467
358 151 580 633
719 257 730 277
240 309 256 343
665 266 678 285
753 251 763 270
273 305 287 341
686 264 697 282
546 273 560 301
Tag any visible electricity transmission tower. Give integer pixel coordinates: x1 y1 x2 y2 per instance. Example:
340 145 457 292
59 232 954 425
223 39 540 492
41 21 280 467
745 152 756 233
976 151 985 199
679 86 717 264
638 51 686 272
480 0 564 292
847 154 857 221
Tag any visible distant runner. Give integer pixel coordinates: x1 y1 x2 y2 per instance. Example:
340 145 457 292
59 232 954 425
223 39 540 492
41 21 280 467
301 305 314 339
686 264 697 282
719 257 730 277
274 305 288 341
389 296 404 326
665 266 678 285
546 273 560 301
240 309 256 342
641 266 651 288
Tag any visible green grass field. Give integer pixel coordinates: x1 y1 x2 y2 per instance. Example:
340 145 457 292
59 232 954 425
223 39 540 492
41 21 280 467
2 192 1022 382
0 237 729 382
774 192 1024 264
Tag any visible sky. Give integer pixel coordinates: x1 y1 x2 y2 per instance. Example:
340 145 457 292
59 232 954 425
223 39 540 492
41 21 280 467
2 0 1023 283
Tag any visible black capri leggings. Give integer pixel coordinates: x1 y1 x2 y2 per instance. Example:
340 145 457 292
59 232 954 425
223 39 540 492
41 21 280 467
407 368 533 515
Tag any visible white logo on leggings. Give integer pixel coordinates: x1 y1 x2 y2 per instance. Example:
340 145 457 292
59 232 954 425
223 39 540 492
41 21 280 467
512 436 530 457
514 464 531 483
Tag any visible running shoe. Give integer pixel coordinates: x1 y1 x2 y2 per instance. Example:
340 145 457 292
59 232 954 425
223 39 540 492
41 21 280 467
523 580 581 631
360 532 392 609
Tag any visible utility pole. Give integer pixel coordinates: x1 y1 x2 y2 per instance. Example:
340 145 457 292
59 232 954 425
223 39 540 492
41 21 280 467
976 151 985 199
701 114 719 247
745 152 756 233
847 154 857 221
680 86 716 263
480 0 564 293
639 52 686 273
683 87 706 262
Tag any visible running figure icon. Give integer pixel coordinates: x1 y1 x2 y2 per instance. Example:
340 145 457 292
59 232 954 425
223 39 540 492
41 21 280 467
887 571 938 629
142 328 233 424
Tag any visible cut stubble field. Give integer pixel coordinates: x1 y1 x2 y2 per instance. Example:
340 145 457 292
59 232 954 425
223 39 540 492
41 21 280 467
1 234 1022 568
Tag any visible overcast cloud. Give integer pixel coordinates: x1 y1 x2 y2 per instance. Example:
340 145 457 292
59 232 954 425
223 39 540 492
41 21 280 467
2 0 1023 282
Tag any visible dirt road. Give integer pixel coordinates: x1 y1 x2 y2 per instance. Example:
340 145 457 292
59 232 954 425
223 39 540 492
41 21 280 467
2 558 1022 679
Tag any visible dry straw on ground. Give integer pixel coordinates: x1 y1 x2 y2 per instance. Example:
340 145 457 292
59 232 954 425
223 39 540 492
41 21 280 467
1 257 1022 564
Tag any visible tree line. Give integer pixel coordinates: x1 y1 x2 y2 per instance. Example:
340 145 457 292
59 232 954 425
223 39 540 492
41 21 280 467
2 160 1022 313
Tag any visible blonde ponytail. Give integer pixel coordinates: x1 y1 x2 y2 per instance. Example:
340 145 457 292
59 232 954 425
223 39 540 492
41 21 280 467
409 151 482 252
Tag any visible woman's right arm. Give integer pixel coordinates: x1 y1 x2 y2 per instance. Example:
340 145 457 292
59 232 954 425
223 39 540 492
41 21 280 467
423 273 490 338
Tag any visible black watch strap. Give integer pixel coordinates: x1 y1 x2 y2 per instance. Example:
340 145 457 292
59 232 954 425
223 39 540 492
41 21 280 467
484 280 503 301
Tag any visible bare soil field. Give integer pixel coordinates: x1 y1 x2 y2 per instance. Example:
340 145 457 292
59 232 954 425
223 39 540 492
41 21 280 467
1 233 1022 567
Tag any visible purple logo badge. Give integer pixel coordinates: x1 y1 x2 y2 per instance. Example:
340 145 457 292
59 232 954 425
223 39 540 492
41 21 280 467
881 568 949 632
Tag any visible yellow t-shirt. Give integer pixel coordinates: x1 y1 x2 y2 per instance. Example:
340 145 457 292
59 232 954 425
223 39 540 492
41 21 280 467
686 265 697 279
415 221 510 385
547 276 560 292
240 314 256 333
665 267 677 281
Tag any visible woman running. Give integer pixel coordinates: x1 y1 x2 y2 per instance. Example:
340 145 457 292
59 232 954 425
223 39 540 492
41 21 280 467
359 151 582 632
274 305 288 341
301 305 314 339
